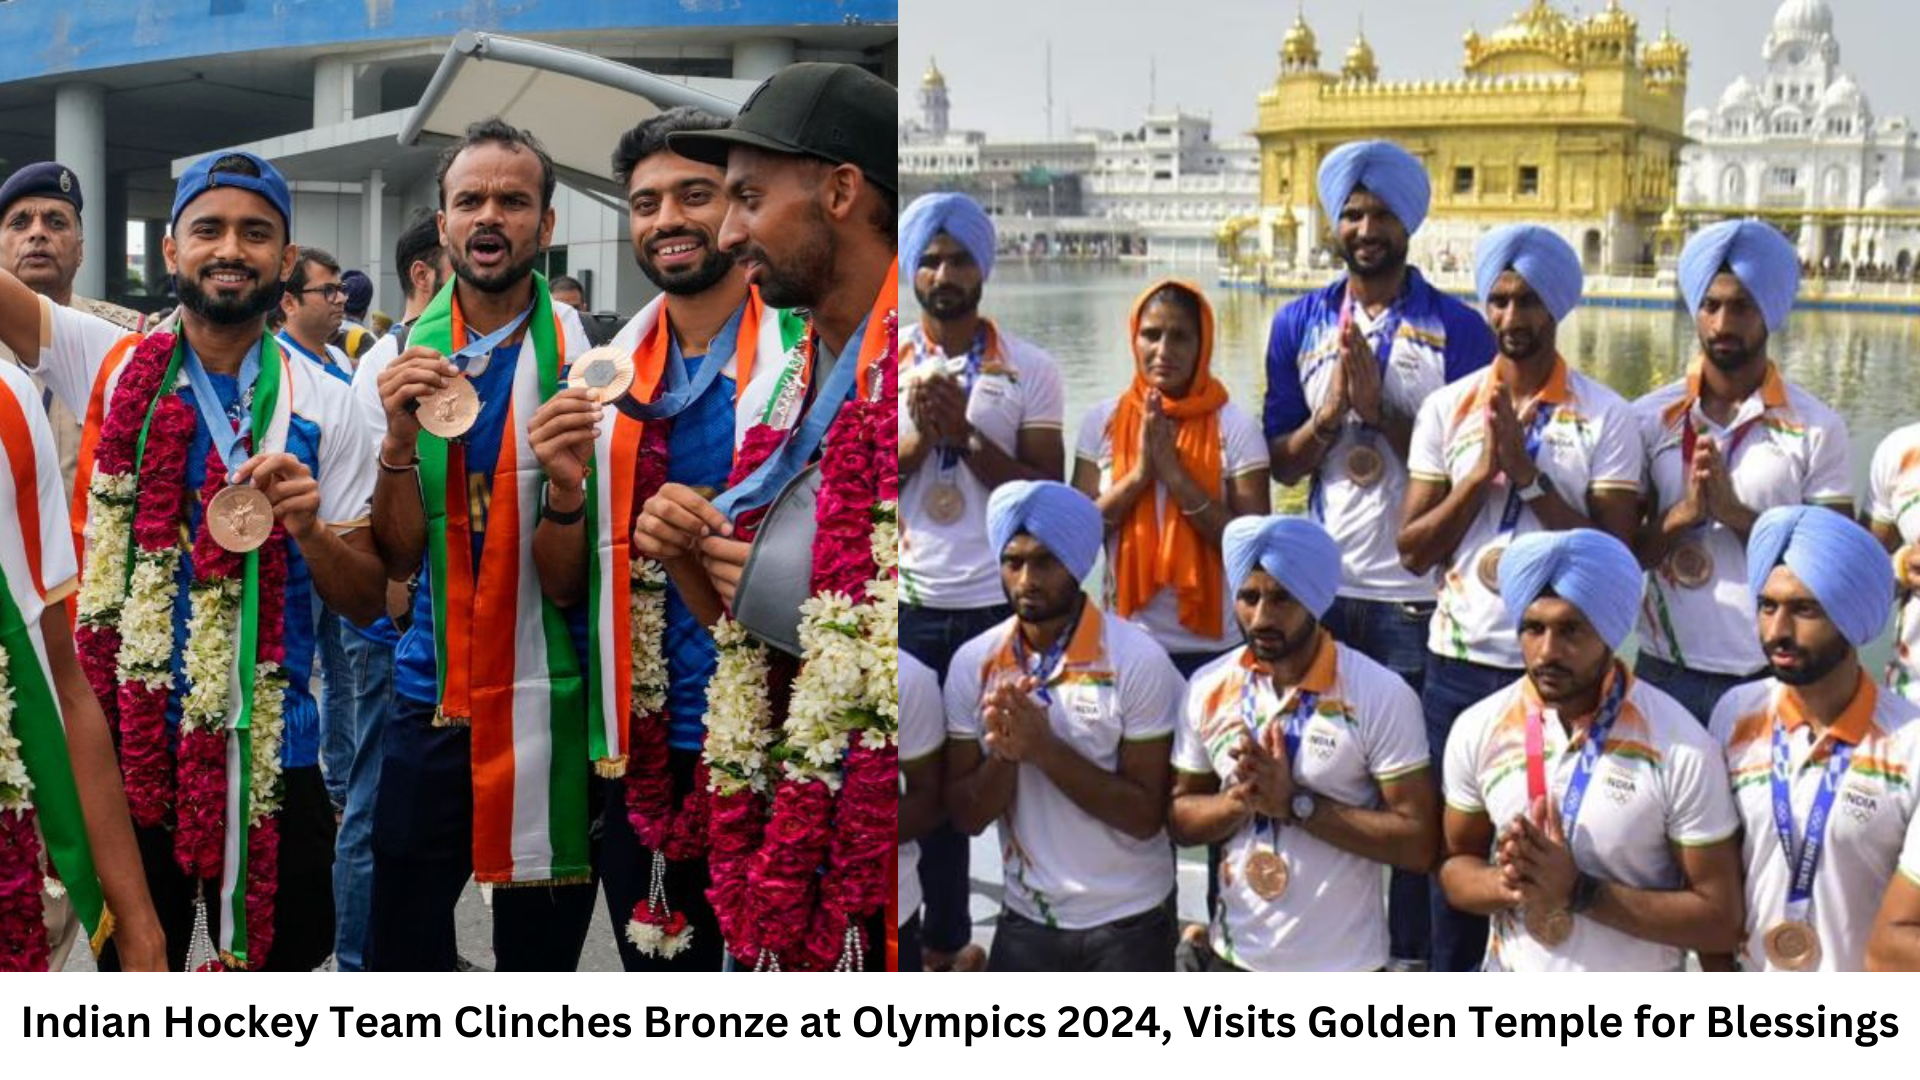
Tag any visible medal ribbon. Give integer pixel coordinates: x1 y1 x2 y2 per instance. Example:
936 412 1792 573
909 323 987 473
1523 669 1628 836
711 314 867 521
452 304 534 378
1496 402 1559 536
1011 609 1078 706
629 303 747 421
181 340 262 480
1309 292 1400 521
1237 671 1320 851
1769 718 1855 926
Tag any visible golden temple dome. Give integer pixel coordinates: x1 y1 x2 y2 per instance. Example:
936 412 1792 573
1342 25 1378 81
1489 0 1573 46
1282 8 1320 67
922 56 946 89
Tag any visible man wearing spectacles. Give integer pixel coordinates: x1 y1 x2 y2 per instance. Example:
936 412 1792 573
277 246 354 381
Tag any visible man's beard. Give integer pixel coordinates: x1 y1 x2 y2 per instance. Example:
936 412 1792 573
636 227 735 296
1499 328 1551 364
1765 634 1851 687
1704 330 1766 372
1341 238 1406 281
1242 615 1318 667
175 262 281 326
1526 653 1610 708
915 281 981 320
747 206 835 310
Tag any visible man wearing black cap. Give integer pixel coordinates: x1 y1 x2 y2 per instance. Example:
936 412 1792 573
0 162 151 495
603 62 896 970
0 148 386 971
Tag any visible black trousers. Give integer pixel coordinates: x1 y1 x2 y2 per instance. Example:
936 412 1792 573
987 893 1178 972
99 764 335 972
598 746 725 971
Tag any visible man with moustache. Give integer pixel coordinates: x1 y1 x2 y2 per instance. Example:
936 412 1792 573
522 106 799 971
1170 515 1435 972
1401 225 1644 970
898 191 1065 972
945 480 1182 971
1439 529 1744 971
0 163 150 501
0 150 385 971
1260 139 1493 970
1710 508 1920 971
366 119 591 970
1633 221 1854 725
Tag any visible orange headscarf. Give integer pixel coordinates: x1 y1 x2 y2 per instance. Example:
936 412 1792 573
1110 279 1231 639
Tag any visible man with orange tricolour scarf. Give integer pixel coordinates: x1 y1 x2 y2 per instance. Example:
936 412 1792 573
524 106 803 972
366 119 589 970
655 62 898 970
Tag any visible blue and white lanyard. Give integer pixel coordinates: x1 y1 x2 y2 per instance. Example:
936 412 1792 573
1770 720 1855 925
182 339 263 478
1239 672 1319 845
1495 402 1558 535
712 312 869 521
911 324 986 473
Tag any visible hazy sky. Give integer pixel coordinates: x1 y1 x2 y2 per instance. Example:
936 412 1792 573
900 0 1920 142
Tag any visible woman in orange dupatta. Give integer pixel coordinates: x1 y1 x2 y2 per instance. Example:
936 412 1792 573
1071 280 1270 677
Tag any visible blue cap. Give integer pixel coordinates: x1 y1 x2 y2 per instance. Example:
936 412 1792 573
0 162 83 218
172 150 292 233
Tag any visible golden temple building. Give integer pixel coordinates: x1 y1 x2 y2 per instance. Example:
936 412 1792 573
1247 1 1688 277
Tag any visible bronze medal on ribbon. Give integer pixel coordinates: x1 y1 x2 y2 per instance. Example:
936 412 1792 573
1244 850 1290 902
566 345 636 404
207 484 274 554
1477 545 1506 594
1763 920 1821 970
1345 444 1384 487
418 376 481 439
1523 906 1574 947
1667 540 1714 589
924 480 966 525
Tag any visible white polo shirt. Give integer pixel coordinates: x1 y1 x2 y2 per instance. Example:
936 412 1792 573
14 295 140 423
1075 396 1269 657
900 321 1065 611
1444 669 1739 972
0 361 78 626
1174 633 1428 971
1867 422 1920 704
1409 358 1643 668
1712 674 1920 971
897 651 944 927
946 599 1181 930
1901 800 1920 886
1635 363 1853 676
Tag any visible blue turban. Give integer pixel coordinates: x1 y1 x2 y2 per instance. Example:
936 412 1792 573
1745 506 1893 647
1474 224 1583 323
1317 140 1430 236
1220 515 1341 620
1679 220 1800 333
986 480 1102 581
901 192 996 281
1497 529 1643 651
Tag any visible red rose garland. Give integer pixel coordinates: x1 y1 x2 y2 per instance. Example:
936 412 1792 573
0 808 50 972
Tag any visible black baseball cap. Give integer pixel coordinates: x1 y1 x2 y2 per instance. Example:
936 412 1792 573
0 162 83 220
668 62 896 194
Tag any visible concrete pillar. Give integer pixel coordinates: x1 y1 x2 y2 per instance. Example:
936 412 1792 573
54 82 108 299
314 57 353 128
731 37 796 81
143 220 167 302
363 169 385 314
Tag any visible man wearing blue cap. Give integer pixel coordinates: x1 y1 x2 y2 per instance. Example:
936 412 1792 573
1440 529 1743 971
1402 224 1645 970
3 149 386 971
1633 220 1854 725
945 480 1183 971
1711 507 1920 971
1170 515 1435 971
899 190 1064 973
0 162 151 497
1262 140 1492 968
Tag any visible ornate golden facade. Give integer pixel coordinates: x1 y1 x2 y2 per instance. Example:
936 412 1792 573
1251 1 1688 275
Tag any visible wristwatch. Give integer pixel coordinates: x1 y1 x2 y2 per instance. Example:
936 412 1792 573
540 482 587 525
1290 791 1318 825
1517 470 1554 503
1568 871 1602 914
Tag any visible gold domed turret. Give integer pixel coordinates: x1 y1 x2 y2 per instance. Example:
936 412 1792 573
1643 23 1688 69
1342 22 1379 82
1588 0 1636 35
922 56 946 88
1281 6 1321 73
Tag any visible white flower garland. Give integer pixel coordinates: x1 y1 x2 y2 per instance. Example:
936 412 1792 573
178 580 241 735
247 663 287 824
75 473 135 628
701 617 775 797
630 557 669 716
116 553 182 689
0 642 29 814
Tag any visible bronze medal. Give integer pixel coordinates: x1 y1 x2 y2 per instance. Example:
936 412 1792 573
1244 850 1290 901
566 345 636 404
1345 444 1384 487
1477 545 1506 594
924 480 966 525
206 484 274 554
1763 920 1821 970
1668 540 1714 589
1523 906 1574 947
418 376 481 439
